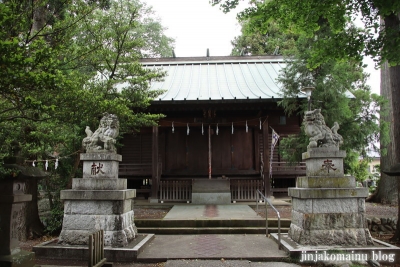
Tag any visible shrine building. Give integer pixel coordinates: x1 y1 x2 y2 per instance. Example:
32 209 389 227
118 55 306 202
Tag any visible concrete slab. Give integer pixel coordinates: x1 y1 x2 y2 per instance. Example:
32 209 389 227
165 260 300 267
33 234 154 262
137 234 288 262
164 205 261 220
271 233 400 264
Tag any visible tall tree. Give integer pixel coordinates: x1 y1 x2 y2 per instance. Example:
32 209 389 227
230 20 296 56
230 18 387 178
214 0 400 239
0 0 174 238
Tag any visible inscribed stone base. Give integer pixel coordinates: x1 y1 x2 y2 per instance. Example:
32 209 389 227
302 148 346 177
81 153 122 179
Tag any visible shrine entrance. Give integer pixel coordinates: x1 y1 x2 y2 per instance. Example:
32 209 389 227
163 125 257 178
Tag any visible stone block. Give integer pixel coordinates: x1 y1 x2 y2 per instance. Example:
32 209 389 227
292 212 365 230
292 198 362 213
192 179 231 204
61 211 134 231
148 198 159 203
291 210 305 229
59 225 137 247
82 160 120 179
312 198 360 213
80 153 122 161
60 189 136 201
72 178 127 190
289 224 373 246
302 148 346 177
358 198 366 212
302 148 346 159
192 179 230 193
296 176 356 188
305 158 344 177
291 198 313 214
191 193 231 204
288 187 369 199
63 200 132 215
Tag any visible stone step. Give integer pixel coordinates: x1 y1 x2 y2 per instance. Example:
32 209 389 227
135 218 291 228
138 227 290 235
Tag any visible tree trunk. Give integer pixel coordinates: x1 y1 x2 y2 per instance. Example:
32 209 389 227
67 150 82 189
380 12 400 241
373 61 398 204
24 178 44 240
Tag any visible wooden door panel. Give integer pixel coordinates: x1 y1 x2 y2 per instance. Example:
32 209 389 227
231 128 254 170
165 129 187 171
187 129 208 172
211 128 231 169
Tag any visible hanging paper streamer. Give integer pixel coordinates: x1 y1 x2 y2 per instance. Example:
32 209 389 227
246 120 248 133
216 124 219 135
32 160 36 167
172 121 174 133
45 160 49 171
259 118 262 130
202 123 204 135
231 122 234 134
55 159 59 170
187 123 190 135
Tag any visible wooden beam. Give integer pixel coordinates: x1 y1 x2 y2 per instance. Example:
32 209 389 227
151 126 159 198
208 125 212 179
262 118 271 197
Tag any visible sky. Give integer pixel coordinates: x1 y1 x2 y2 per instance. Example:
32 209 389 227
144 0 380 93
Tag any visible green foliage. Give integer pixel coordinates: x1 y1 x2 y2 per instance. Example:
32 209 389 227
216 0 400 66
230 20 297 56
230 11 388 175
0 0 174 167
275 31 388 174
43 200 64 235
0 0 174 236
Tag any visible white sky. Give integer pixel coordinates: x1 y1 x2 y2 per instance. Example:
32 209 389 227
144 0 380 94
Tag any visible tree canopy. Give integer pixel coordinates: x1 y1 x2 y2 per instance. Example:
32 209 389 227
0 0 174 165
214 0 400 66
229 12 388 179
219 0 400 238
0 0 174 236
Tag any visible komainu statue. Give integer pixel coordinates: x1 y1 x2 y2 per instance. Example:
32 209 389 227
304 109 343 149
82 113 119 153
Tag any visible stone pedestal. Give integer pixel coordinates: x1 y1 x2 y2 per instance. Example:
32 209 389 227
288 147 373 246
192 179 231 204
59 153 137 247
0 179 35 267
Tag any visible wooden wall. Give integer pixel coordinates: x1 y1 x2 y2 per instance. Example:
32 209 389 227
160 126 256 176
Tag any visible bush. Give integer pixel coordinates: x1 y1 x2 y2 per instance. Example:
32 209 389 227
44 201 64 235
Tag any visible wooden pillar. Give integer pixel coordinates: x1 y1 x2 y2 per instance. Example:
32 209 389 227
208 125 212 179
151 126 159 199
262 119 271 197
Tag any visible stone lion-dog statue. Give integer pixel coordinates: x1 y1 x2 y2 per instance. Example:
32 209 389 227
304 109 343 149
